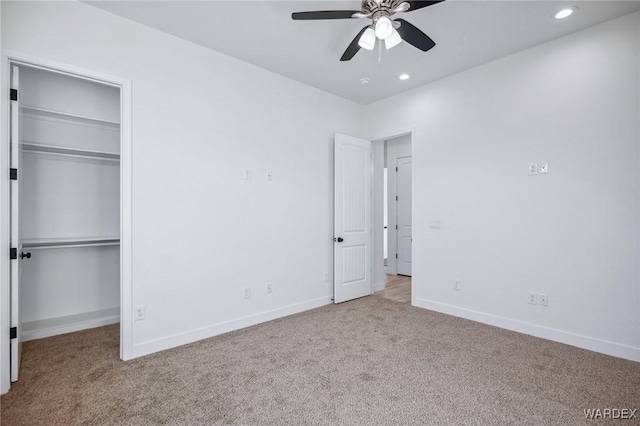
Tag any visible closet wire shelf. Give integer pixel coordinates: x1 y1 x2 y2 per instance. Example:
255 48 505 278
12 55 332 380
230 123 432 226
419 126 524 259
22 104 120 127
21 104 121 161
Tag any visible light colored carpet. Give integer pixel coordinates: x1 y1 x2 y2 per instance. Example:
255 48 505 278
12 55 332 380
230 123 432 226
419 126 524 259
2 295 639 425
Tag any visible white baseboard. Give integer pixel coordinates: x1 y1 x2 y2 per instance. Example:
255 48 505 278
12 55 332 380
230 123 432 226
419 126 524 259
22 307 120 342
133 296 333 358
414 298 640 362
374 281 385 292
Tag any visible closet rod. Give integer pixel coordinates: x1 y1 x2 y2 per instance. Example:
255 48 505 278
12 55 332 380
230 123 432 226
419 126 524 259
23 238 120 250
22 143 120 161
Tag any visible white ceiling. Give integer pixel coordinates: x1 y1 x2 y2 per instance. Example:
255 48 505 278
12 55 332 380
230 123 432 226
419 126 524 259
88 1 640 104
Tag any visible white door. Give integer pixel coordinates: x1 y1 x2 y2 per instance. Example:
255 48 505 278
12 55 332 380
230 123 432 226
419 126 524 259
10 65 24 382
334 134 372 303
396 156 412 276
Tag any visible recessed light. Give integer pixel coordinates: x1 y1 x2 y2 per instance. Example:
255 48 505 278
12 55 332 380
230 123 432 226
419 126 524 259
555 7 575 19
359 77 370 85
399 74 410 80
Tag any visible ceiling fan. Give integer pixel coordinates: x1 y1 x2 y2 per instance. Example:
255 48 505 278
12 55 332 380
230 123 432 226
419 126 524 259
292 0 444 61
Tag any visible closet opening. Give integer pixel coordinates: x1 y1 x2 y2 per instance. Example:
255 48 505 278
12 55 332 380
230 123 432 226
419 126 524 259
8 62 123 383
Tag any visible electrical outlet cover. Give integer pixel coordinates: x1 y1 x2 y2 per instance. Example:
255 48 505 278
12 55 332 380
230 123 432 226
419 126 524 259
529 163 538 175
135 305 145 321
528 291 538 305
539 163 549 174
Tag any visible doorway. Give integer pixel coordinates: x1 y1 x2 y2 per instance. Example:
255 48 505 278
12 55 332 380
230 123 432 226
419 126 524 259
375 133 413 302
2 54 133 392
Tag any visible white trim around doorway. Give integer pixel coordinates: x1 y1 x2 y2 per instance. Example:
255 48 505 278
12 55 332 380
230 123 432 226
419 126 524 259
370 128 416 303
0 50 133 394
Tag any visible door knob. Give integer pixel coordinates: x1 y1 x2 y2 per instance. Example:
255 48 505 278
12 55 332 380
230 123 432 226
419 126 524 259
334 237 344 243
20 252 31 259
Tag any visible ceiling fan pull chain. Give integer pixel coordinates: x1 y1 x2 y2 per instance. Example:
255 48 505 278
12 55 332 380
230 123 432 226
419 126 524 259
378 39 383 64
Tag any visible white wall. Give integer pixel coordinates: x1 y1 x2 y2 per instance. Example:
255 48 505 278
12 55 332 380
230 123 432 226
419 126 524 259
1 0 364 374
366 12 640 361
21 246 119 322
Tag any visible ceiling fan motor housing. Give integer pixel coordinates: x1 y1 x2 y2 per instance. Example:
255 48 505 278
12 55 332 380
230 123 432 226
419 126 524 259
362 0 405 22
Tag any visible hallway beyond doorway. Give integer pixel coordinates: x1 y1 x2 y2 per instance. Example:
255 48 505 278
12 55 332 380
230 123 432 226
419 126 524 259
376 275 411 303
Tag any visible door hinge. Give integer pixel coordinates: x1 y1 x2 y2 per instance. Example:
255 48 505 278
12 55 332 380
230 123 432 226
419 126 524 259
9 89 17 101
395 196 398 201
10 168 17 180
395 167 398 172
395 253 398 259
10 327 16 339
396 225 398 230
10 248 17 260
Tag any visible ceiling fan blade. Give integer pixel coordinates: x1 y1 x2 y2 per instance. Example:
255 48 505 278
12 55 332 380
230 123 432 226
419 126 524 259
340 26 369 61
395 19 436 52
292 10 362 20
392 2 411 14
406 1 445 12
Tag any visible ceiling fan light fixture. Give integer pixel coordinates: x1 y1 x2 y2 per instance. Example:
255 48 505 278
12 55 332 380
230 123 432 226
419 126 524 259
358 27 376 50
292 0 443 61
374 16 393 39
399 73 410 80
385 28 402 49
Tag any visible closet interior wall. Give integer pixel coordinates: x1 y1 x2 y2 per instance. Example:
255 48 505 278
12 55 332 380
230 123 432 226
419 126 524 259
18 65 120 340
